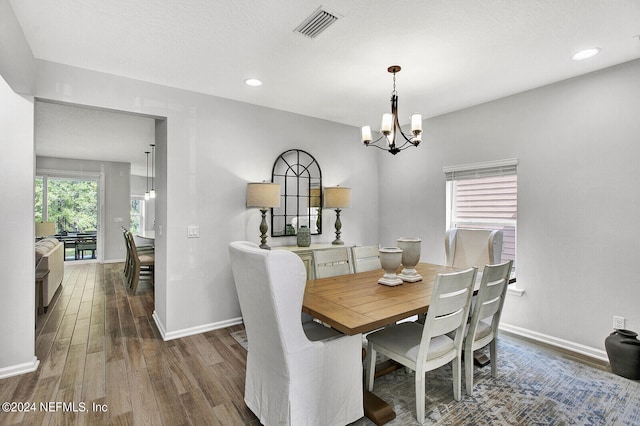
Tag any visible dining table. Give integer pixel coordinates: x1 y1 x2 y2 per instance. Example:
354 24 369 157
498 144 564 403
302 262 462 425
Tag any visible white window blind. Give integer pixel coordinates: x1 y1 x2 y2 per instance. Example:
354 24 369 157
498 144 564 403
444 159 518 268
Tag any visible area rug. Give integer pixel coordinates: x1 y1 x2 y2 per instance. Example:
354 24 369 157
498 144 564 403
230 330 640 425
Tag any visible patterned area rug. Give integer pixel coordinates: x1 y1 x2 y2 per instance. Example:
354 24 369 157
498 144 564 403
230 330 640 425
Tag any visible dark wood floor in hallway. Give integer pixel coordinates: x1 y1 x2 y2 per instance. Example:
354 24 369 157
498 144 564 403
0 263 258 425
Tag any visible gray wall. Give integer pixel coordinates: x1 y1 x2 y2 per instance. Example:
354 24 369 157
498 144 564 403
36 156 131 262
378 58 640 356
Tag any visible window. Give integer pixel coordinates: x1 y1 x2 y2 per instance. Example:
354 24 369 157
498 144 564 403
444 159 518 272
130 197 145 234
35 174 99 234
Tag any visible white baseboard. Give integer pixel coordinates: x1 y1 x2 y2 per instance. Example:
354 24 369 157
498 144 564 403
500 322 608 362
102 258 125 264
152 311 243 341
0 357 40 379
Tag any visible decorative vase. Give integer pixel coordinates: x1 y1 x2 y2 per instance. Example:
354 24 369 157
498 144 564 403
378 247 403 286
285 224 295 236
397 237 422 282
605 329 640 379
296 225 311 247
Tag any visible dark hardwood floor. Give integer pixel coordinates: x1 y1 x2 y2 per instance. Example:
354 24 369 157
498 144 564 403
0 263 259 425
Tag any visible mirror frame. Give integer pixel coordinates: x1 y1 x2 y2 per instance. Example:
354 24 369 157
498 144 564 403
271 149 322 237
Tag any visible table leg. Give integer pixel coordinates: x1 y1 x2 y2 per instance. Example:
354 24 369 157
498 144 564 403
364 390 396 425
362 348 397 425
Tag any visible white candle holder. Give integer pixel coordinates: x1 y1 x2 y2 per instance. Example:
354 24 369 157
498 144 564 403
378 247 404 286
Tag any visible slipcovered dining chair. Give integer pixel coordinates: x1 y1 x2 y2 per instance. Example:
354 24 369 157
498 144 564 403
351 245 381 273
444 228 503 269
313 247 353 278
464 260 513 396
365 267 477 424
228 241 363 426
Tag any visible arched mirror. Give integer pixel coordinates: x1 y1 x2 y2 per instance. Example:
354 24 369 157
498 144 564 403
271 149 322 237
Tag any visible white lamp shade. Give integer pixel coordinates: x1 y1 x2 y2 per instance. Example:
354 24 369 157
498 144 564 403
361 126 372 142
36 222 56 237
324 186 351 208
381 113 393 133
411 114 422 132
247 182 281 208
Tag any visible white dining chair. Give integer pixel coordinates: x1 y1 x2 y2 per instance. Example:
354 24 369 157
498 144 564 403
351 245 381 273
228 241 363 425
464 260 513 396
444 228 503 269
365 267 477 424
313 247 353 278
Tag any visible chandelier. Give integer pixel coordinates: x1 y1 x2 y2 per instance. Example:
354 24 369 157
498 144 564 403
361 65 422 155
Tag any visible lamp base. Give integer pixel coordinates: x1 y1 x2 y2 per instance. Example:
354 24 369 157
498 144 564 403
332 239 344 245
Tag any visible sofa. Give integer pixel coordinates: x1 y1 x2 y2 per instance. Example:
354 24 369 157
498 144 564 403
35 237 64 310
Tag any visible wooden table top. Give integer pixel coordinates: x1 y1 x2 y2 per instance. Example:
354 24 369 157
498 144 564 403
303 262 460 336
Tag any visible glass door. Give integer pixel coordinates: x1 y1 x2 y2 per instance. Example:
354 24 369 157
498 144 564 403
35 175 100 261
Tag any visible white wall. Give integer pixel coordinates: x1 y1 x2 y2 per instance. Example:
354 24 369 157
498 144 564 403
0 74 37 376
378 58 640 356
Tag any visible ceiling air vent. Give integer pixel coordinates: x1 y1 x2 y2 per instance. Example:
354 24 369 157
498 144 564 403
294 7 340 38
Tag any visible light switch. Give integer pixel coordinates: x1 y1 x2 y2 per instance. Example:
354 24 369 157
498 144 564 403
187 225 199 238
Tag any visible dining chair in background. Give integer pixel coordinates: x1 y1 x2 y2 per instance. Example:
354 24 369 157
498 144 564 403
313 247 353 278
365 267 477 424
123 230 154 293
464 260 513 396
228 241 363 426
444 228 503 269
352 245 381 273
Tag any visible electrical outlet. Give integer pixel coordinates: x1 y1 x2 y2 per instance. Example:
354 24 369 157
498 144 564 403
613 316 625 330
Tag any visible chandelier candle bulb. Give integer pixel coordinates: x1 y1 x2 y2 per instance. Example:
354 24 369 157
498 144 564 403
381 113 393 134
361 126 372 143
411 114 422 133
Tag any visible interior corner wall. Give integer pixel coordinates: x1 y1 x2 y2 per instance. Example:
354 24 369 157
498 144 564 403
0 74 37 375
378 58 640 353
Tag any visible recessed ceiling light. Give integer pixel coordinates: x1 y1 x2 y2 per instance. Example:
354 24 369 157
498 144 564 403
244 78 262 87
572 48 601 61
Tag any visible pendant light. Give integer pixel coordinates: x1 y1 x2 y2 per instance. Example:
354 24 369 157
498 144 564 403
149 144 156 199
144 151 150 201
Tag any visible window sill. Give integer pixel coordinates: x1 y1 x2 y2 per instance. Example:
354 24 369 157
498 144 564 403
507 284 525 297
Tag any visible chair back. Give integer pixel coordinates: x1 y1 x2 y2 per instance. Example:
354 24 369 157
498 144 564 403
351 245 381 273
313 247 352 278
445 228 503 268
466 260 512 347
418 267 477 362
229 241 310 358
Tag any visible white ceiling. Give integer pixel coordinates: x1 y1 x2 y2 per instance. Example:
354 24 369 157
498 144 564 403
11 0 640 173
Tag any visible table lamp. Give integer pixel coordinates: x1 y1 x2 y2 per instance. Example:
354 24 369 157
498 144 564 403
324 186 351 245
246 182 281 250
36 222 56 238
